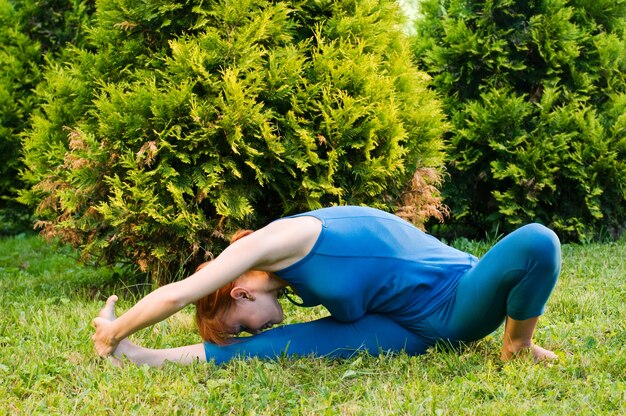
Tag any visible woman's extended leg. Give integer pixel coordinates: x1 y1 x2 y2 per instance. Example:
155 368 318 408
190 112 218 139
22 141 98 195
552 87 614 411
98 296 205 367
98 296 430 366
203 313 432 365
428 223 561 361
113 339 206 367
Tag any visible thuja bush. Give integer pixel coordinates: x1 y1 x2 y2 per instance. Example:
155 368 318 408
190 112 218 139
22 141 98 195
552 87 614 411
20 0 448 281
0 0 40 233
0 0 94 234
414 0 626 240
15 0 95 54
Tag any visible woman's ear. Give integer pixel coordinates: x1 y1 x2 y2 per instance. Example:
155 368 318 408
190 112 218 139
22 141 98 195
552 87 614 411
230 286 255 301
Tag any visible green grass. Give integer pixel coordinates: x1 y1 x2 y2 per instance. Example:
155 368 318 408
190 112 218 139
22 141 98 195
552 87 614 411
1 235 625 415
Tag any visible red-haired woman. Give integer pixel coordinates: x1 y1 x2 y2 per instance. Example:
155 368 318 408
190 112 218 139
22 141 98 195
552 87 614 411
93 206 561 367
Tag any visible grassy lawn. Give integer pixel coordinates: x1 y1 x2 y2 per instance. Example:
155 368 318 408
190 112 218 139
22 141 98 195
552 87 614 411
1 234 625 415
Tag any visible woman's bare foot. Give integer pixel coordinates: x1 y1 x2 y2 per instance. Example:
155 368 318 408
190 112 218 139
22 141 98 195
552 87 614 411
500 316 558 363
99 295 118 320
501 343 558 362
97 295 125 367
97 295 157 366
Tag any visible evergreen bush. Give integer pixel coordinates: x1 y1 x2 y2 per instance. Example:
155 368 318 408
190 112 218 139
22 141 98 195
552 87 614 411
20 0 448 281
0 0 40 233
0 0 93 234
413 0 626 240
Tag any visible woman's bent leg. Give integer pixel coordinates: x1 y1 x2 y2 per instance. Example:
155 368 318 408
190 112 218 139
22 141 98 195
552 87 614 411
430 223 561 360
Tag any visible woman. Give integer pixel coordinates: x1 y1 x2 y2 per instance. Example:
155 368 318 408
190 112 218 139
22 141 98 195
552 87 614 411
92 206 561 367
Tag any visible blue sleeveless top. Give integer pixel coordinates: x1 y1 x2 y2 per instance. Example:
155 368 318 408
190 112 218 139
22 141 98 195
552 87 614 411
275 206 477 328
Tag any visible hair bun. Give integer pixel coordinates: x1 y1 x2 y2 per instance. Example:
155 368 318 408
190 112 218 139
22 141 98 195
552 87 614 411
230 229 254 244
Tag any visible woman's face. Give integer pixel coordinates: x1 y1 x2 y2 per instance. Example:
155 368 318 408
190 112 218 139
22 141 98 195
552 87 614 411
222 271 285 335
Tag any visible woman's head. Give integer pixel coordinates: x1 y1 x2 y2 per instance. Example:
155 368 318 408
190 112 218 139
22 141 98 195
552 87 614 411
194 230 285 344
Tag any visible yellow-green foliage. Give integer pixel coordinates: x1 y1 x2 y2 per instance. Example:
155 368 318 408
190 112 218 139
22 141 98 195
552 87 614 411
20 0 448 281
414 0 626 241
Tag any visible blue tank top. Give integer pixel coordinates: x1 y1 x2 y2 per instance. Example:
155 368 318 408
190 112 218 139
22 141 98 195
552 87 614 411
275 206 478 328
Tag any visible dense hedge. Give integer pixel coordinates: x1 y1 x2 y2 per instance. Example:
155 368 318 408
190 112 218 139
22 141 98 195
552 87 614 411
0 0 40 232
414 0 626 241
19 0 448 280
0 0 94 234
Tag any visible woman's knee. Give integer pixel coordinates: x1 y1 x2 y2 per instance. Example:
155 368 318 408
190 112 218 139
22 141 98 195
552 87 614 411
520 222 560 250
502 224 561 318
516 223 561 274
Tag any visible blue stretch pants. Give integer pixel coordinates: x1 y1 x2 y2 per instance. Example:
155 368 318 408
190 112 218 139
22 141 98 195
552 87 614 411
203 224 561 364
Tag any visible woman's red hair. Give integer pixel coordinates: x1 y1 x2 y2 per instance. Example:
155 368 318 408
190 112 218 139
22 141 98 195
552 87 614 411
194 229 254 345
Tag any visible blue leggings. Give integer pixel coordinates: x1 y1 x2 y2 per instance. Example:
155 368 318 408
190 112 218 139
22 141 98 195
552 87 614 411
203 224 561 364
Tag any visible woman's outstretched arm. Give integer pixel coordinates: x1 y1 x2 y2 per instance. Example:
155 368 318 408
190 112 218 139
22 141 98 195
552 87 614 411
92 216 322 357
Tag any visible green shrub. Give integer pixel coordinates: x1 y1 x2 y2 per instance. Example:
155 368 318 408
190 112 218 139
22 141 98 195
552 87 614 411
20 0 448 281
413 0 626 241
14 0 95 54
0 0 94 234
0 0 41 233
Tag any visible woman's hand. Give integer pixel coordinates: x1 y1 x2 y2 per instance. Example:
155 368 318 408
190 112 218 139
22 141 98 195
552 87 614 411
92 295 121 357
